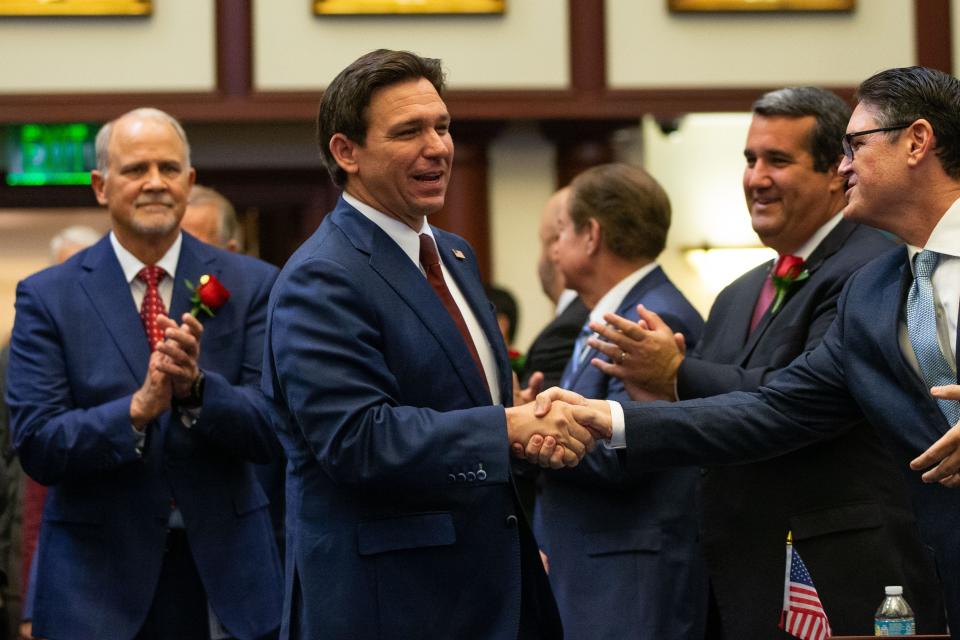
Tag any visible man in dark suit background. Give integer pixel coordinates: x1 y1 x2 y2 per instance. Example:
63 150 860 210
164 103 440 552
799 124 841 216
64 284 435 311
261 49 598 640
539 66 960 632
533 163 706 639
583 87 945 637
6 108 282 640
520 187 590 391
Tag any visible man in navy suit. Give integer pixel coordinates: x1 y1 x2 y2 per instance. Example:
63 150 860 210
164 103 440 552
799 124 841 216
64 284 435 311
6 108 282 640
532 163 705 640
582 88 944 636
536 66 960 631
261 49 598 640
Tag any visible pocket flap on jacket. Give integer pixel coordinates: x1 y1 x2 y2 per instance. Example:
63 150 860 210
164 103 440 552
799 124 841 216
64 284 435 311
357 512 456 556
233 484 270 516
790 502 882 541
585 527 661 556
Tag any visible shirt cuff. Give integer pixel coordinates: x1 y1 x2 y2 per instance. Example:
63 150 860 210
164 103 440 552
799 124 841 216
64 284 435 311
604 399 626 449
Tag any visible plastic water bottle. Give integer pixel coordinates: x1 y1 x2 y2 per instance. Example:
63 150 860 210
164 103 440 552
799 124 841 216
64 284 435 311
874 585 915 636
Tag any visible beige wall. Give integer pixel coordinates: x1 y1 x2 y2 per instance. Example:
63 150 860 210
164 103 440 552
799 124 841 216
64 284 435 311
607 0 914 87
0 210 111 343
253 0 569 90
0 3 215 93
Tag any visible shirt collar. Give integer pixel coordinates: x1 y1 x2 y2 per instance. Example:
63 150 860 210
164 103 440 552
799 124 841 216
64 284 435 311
906 196 960 273
109 230 182 284
343 192 432 269
588 262 659 325
793 212 843 261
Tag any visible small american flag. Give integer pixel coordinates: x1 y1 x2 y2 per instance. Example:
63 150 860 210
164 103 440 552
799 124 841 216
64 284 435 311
778 532 832 640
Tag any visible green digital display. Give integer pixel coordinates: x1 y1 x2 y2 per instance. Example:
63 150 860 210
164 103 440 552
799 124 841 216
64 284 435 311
5 123 97 186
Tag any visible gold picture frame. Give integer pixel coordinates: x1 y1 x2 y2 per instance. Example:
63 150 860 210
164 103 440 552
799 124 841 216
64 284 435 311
0 0 151 16
314 0 504 16
669 0 853 11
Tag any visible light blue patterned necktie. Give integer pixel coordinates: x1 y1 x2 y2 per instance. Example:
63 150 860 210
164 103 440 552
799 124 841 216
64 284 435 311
906 250 960 426
561 322 593 388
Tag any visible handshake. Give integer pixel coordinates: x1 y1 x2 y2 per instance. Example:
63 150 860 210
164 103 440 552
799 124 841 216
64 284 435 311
505 387 613 469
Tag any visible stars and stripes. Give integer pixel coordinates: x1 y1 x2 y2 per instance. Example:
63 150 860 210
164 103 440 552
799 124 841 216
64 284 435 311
779 532 832 640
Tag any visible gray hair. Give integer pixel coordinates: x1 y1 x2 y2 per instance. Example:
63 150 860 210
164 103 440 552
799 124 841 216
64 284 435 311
49 225 101 262
94 107 191 175
752 87 851 173
188 184 239 248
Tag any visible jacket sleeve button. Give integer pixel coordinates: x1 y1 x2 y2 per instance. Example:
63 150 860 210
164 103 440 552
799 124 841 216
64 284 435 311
505 515 518 528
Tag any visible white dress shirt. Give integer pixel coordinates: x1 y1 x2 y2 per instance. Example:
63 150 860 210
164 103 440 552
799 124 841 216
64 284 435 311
899 197 960 375
344 193 501 405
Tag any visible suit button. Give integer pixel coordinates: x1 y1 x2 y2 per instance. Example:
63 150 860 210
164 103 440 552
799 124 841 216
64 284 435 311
476 469 487 481
505 515 518 528
466 471 476 482
700 467 709 477
447 474 457 483
457 472 467 482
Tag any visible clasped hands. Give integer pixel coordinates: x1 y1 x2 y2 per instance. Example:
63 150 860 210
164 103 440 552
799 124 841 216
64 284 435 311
506 385 613 470
130 312 204 430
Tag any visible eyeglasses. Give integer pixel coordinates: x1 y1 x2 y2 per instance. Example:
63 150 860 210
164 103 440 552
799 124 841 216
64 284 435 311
841 124 912 161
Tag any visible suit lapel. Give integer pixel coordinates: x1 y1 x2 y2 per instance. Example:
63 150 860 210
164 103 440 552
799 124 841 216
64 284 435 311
335 206 492 406
731 264 773 364
170 235 217 322
78 237 150 384
737 219 857 365
434 231 509 404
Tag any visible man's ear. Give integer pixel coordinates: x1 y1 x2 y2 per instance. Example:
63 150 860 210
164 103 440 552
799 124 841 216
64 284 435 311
906 118 936 168
329 133 360 176
586 218 602 256
90 171 109 206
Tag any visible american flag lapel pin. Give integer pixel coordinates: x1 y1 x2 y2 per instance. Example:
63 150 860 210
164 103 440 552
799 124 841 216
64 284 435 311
452 249 466 261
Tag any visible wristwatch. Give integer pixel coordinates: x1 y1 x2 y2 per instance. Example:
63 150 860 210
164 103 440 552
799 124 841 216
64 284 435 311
178 370 205 410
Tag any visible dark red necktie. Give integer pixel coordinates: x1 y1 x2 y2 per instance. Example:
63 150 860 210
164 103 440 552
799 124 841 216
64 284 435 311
749 257 781 333
137 265 168 350
419 234 487 381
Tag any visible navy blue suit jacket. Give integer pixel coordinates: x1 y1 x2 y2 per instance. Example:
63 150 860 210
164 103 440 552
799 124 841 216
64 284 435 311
6 233 283 640
262 199 560 640
679 220 943 636
622 244 960 630
534 267 707 640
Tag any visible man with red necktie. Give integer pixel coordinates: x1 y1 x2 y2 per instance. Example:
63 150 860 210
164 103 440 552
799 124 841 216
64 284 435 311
6 108 282 640
577 87 945 637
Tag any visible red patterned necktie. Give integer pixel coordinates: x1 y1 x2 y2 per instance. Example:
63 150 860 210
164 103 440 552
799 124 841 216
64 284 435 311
749 256 782 333
419 234 487 381
137 265 168 350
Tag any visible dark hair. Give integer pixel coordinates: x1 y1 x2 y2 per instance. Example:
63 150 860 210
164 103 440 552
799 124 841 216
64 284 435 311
485 285 519 344
752 86 850 173
568 163 670 261
856 66 960 179
317 49 446 187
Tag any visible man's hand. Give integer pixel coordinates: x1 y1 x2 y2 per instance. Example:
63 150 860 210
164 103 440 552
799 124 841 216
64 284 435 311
525 387 614 463
505 397 598 469
586 305 685 401
155 313 203 399
512 370 545 407
910 384 960 487
130 350 172 431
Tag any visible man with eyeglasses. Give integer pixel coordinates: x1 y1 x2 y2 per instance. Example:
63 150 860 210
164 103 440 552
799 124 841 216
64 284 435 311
549 86 944 638
534 66 960 631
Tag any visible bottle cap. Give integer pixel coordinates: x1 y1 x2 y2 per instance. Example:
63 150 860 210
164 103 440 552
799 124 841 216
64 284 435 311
885 585 904 595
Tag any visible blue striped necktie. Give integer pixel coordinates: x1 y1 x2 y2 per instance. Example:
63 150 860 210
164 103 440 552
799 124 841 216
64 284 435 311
906 250 960 426
561 322 593 388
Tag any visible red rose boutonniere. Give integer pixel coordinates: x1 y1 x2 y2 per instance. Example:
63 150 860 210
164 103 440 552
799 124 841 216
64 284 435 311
508 349 526 375
770 255 809 314
185 274 230 318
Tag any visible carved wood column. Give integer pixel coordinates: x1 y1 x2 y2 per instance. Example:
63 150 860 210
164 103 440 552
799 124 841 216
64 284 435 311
541 120 638 188
432 121 503 282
